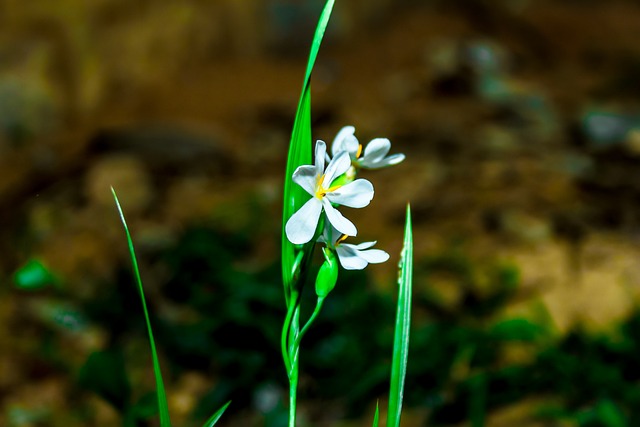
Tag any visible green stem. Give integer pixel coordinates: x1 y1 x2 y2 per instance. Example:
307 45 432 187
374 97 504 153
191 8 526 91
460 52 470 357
281 290 300 373
286 251 305 306
285 294 326 427
298 297 325 346
286 297 325 427
287 303 301 427
288 355 299 427
291 297 325 368
283 218 327 426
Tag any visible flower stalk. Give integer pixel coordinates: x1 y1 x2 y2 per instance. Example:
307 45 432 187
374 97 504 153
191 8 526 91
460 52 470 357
281 126 404 426
280 2 407 426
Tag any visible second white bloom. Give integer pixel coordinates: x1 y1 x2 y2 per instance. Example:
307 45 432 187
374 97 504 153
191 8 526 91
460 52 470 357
319 226 390 270
285 140 374 245
332 125 405 169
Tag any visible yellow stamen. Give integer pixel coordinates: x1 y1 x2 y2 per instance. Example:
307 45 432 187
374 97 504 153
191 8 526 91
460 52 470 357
315 174 326 198
316 174 342 198
356 144 363 158
337 234 349 244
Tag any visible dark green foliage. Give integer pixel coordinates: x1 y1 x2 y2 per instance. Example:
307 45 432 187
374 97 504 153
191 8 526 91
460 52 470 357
147 225 400 420
75 221 640 425
78 350 131 412
157 226 285 420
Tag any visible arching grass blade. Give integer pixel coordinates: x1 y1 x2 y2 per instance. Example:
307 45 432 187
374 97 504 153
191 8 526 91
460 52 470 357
112 187 172 427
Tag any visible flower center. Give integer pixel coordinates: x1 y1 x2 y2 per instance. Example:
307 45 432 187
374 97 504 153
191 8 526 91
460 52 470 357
315 174 342 198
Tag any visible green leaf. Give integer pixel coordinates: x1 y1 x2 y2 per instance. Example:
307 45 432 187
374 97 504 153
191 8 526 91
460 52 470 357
372 401 380 427
282 90 312 299
386 204 413 427
112 187 172 427
13 259 57 290
202 400 231 427
281 0 335 299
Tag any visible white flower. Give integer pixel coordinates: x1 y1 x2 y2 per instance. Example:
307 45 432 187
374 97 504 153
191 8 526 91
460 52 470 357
332 126 405 169
319 226 390 270
285 140 374 245
335 240 390 270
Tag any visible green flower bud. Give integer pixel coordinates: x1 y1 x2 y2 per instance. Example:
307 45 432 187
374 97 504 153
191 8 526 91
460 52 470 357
315 248 338 298
330 168 356 188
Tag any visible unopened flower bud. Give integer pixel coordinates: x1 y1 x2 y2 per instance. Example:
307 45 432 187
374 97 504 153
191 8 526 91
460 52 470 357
315 248 338 298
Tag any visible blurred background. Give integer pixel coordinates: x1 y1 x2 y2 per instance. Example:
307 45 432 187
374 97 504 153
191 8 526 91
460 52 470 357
5 0 640 425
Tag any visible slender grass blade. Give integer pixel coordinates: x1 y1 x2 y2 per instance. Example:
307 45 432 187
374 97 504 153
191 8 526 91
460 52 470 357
112 188 172 427
372 401 380 427
386 204 413 427
281 0 336 298
201 401 231 427
303 0 335 86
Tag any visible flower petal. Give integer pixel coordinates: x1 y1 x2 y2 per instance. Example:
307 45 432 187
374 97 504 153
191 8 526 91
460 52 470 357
326 179 374 208
336 245 368 270
292 165 319 195
358 248 390 264
285 198 323 244
323 199 357 236
363 153 406 169
315 140 327 176
324 151 351 185
332 126 359 158
361 138 391 164
354 241 377 250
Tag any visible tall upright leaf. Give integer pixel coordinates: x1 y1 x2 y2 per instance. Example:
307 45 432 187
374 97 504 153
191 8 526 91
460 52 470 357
281 0 335 298
112 188 172 427
387 204 413 427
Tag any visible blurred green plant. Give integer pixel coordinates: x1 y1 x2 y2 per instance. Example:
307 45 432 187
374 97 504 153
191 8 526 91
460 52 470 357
13 259 59 290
